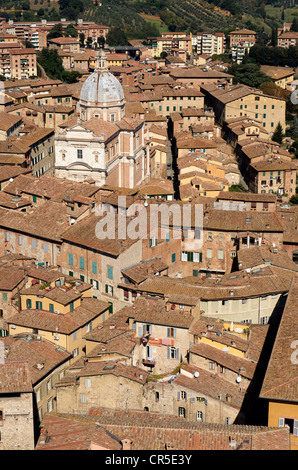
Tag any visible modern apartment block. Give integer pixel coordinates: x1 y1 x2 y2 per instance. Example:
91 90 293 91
9 48 37 79
194 32 226 56
229 29 257 47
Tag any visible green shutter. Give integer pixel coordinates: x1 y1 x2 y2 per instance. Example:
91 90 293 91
107 266 113 280
79 257 85 270
68 253 73 266
49 303 54 313
187 252 194 262
92 261 97 275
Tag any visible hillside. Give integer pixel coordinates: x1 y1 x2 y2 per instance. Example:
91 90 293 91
1 0 298 40
82 0 298 38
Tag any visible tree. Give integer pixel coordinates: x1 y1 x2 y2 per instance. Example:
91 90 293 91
79 33 85 47
290 17 298 32
37 48 64 80
106 27 128 46
227 63 272 88
290 116 298 139
65 24 78 38
272 122 283 144
97 36 105 48
47 24 64 41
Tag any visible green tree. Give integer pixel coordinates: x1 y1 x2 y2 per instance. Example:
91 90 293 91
272 122 284 144
79 33 85 47
37 48 64 80
227 63 271 88
290 116 298 139
65 24 78 38
106 27 128 46
47 24 64 41
290 17 298 32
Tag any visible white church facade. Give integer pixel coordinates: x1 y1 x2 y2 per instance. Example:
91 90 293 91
54 50 150 188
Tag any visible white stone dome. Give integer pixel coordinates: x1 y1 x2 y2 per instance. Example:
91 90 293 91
80 50 124 104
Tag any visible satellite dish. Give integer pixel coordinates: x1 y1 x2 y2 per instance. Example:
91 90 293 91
236 376 242 383
9 178 13 183
194 371 199 378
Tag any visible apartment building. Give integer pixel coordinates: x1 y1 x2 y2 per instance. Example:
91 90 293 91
195 32 226 56
7 274 110 363
10 48 37 79
201 83 286 134
0 332 71 447
248 156 297 198
48 37 80 54
260 66 295 90
277 31 298 48
229 29 257 47
75 23 109 46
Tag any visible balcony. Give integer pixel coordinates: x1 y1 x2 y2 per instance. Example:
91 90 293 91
142 357 156 367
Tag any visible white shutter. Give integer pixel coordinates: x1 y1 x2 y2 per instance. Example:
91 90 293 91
278 418 285 427
294 420 298 437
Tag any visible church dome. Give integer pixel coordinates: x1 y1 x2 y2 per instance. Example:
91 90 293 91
80 50 124 104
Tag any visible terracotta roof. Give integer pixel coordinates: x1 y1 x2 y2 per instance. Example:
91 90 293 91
35 410 290 450
0 112 22 131
121 257 168 284
1 333 71 386
260 280 298 402
202 209 284 233
128 296 196 329
8 298 110 335
0 200 70 242
0 165 30 183
61 213 140 256
0 361 32 393
237 246 298 273
0 265 26 290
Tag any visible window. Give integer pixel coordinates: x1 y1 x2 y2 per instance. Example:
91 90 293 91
149 236 157 248
178 407 186 418
4 231 9 242
79 257 85 270
171 253 176 263
80 393 86 404
167 327 176 338
32 239 36 249
218 249 224 260
193 252 202 262
107 266 113 280
181 251 187 262
36 301 42 310
18 235 22 245
209 361 215 370
168 346 179 360
92 261 97 275
44 242 48 253
70 301 74 312
46 378 52 393
26 299 32 309
49 303 54 313
207 248 212 259
77 149 83 159
68 253 74 266
105 284 113 296
197 411 203 421
85 378 91 388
